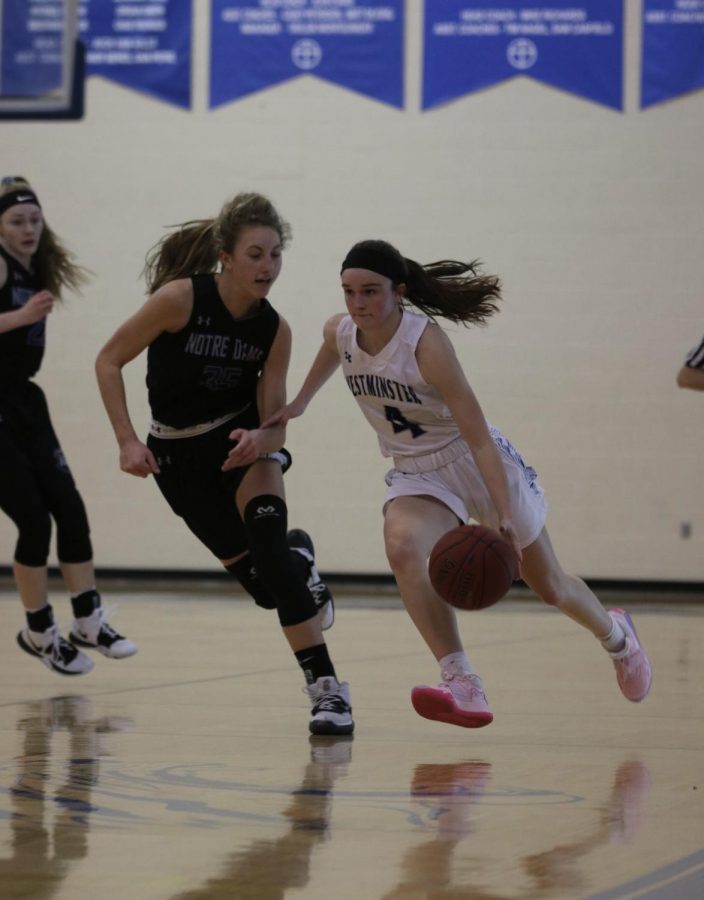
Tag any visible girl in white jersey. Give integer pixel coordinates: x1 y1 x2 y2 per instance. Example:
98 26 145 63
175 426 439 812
265 239 652 729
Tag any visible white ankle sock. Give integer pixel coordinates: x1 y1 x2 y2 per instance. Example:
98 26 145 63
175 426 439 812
601 619 626 653
439 651 473 678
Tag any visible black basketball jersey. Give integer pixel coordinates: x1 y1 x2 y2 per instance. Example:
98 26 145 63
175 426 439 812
146 274 280 428
0 244 45 383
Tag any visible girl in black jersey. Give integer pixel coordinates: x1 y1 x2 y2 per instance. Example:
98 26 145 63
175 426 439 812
95 192 352 735
0 176 137 676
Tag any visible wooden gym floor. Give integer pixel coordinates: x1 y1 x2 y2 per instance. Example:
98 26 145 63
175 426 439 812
0 587 702 900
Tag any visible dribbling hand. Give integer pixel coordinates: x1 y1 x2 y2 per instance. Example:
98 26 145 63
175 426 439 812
498 519 523 569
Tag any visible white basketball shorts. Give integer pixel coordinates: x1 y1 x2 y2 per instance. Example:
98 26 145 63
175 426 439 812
383 429 547 549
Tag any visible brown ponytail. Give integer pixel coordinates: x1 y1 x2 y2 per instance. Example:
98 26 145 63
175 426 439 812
342 239 502 326
143 192 292 293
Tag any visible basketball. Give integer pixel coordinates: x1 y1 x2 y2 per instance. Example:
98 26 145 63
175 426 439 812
428 524 520 611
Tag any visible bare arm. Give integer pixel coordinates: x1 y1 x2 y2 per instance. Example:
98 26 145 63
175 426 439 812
0 289 55 333
416 323 521 558
261 314 344 428
0 255 56 331
221 315 293 470
676 365 704 392
0 250 60 338
95 280 192 476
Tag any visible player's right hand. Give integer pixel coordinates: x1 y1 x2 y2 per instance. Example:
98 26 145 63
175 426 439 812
261 398 307 429
119 439 161 477
21 290 54 324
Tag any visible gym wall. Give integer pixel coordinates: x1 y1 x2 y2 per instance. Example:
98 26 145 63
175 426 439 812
2 2 703 580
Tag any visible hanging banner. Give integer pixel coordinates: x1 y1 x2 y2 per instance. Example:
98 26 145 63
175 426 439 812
423 1 624 111
1 0 64 97
641 1 704 108
210 1 403 109
78 0 191 108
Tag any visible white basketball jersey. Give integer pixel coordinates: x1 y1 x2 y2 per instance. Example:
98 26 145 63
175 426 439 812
336 310 461 458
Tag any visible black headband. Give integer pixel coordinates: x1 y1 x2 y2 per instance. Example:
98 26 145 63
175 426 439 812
340 246 406 284
0 189 41 217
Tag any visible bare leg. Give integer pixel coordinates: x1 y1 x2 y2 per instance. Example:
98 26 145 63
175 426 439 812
521 527 653 702
13 562 49 611
386 497 494 728
280 618 325 653
59 560 95 596
17 559 97 610
520 528 612 638
383 496 464 661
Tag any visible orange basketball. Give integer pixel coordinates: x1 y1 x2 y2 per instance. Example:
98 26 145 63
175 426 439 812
428 524 519 611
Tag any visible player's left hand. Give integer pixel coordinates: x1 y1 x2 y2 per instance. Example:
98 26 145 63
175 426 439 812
498 519 523 567
222 428 260 470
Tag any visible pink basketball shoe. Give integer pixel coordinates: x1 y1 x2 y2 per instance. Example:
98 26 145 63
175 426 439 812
607 609 652 702
411 673 493 728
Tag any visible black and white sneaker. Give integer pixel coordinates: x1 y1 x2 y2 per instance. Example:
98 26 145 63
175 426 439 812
17 625 94 676
306 676 354 736
69 608 138 659
287 529 335 631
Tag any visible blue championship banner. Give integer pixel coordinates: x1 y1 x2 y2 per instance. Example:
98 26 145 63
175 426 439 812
423 1 624 111
79 0 191 108
210 0 403 109
1 0 64 97
642 1 704 108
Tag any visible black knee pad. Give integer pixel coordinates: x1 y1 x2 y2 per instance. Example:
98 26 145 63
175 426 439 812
226 555 277 610
14 504 52 567
243 495 317 627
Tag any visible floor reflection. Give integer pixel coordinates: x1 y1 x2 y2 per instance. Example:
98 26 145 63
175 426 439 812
170 734 354 900
0 695 133 900
384 758 651 899
383 760 493 899
523 760 652 896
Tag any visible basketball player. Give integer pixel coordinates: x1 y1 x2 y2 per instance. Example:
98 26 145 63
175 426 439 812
263 239 652 729
95 192 352 735
676 335 704 391
0 176 137 676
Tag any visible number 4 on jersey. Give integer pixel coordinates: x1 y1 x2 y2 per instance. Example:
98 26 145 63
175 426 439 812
384 405 427 438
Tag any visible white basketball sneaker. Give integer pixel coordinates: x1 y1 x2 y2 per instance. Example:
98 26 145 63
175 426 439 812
69 608 138 659
17 625 94 676
305 676 354 735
